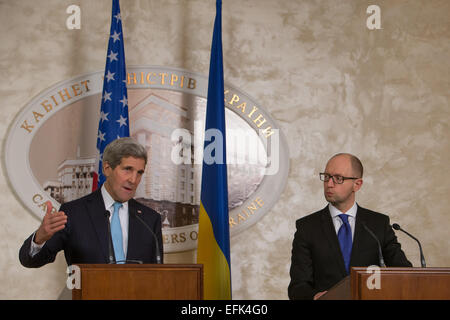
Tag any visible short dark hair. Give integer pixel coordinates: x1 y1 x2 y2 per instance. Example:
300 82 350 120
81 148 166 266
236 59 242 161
331 153 364 178
103 137 147 169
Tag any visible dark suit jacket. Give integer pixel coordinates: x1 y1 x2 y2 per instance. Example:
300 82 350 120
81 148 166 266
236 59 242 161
288 205 412 300
19 189 163 267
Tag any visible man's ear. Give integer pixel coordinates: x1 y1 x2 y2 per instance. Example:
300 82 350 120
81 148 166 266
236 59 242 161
353 178 363 192
102 161 112 177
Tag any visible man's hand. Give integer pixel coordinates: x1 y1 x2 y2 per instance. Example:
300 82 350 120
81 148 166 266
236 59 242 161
313 291 328 300
34 201 67 245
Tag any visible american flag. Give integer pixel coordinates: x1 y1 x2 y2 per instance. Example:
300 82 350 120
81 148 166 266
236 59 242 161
93 0 129 191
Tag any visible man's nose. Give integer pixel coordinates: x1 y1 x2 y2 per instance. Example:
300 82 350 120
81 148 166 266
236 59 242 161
128 172 138 184
326 177 335 187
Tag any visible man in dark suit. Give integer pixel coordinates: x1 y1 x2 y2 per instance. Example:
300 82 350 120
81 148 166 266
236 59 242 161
19 137 163 267
288 153 411 300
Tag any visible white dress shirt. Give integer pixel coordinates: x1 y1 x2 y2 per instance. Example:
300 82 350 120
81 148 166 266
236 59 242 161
329 202 358 241
30 185 130 257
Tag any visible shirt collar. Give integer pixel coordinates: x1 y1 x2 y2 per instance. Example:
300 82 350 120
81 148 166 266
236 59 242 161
329 201 358 218
101 185 128 212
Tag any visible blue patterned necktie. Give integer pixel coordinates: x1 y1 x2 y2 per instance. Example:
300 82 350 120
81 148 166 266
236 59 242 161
111 202 125 263
337 214 353 274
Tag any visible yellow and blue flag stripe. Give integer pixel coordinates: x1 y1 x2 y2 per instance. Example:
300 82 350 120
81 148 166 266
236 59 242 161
197 0 231 300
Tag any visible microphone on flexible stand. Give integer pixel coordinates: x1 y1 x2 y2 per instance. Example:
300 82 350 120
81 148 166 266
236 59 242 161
362 222 386 267
133 211 162 264
104 211 116 264
392 223 426 267
105 211 143 264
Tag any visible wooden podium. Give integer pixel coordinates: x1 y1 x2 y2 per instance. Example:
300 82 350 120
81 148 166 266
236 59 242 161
320 267 450 300
71 264 203 300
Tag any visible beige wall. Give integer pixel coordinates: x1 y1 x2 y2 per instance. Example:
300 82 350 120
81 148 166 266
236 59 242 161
0 0 448 299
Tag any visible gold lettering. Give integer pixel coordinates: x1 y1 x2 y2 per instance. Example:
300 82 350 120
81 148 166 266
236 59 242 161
32 195 56 213
229 217 237 228
50 95 59 106
235 102 246 113
41 100 52 113
224 90 229 104
179 232 186 243
229 94 240 105
228 197 266 227
159 73 168 85
253 114 267 128
240 208 249 218
58 88 72 103
254 197 264 207
237 213 246 223
21 120 34 133
170 74 178 86
180 75 185 88
32 194 43 203
39 81 89 115
163 234 169 244
261 126 275 138
127 73 137 85
80 80 90 92
187 77 196 89
33 111 44 123
146 72 156 84
38 202 47 212
247 202 259 214
248 105 258 118
71 83 82 97
140 72 145 84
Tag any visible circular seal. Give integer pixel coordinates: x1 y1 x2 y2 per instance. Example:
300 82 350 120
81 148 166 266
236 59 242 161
4 65 289 253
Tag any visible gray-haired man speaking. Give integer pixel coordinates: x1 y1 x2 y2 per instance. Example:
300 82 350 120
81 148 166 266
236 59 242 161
20 137 163 267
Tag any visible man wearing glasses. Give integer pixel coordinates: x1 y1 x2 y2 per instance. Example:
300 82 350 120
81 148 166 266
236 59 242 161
288 153 411 300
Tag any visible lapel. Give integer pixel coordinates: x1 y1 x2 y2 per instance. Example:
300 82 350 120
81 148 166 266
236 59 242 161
126 199 140 260
350 205 367 267
319 206 347 275
85 189 109 263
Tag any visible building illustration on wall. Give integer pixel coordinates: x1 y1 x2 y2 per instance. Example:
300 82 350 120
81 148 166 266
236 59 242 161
42 89 266 231
130 91 200 228
43 91 200 229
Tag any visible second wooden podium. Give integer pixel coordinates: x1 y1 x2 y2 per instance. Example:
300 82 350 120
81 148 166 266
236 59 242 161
71 264 203 300
320 267 450 300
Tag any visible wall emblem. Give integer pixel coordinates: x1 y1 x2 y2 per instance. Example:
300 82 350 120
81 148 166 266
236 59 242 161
4 66 289 253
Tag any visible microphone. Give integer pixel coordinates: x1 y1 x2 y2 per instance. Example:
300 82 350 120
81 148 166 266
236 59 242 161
362 222 386 267
104 211 116 264
105 211 143 264
392 223 426 267
133 211 162 264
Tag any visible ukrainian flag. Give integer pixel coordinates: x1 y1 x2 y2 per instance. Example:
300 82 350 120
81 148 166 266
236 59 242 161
197 0 231 300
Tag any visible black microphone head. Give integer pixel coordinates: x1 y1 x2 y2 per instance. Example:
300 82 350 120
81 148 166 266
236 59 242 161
104 210 111 218
392 223 401 230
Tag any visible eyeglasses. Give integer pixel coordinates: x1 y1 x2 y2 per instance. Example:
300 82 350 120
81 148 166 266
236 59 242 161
319 173 359 184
